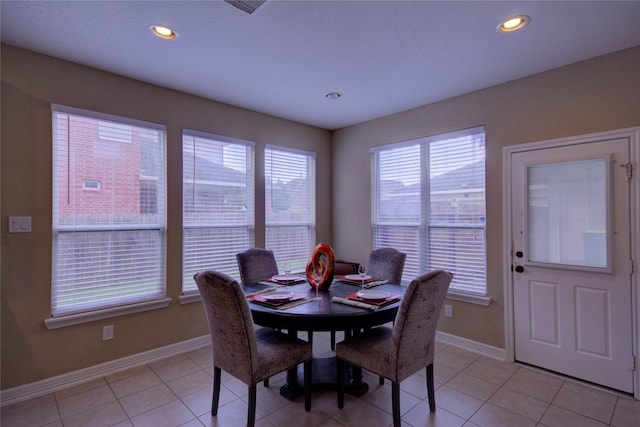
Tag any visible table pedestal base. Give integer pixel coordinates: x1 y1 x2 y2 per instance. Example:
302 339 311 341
279 357 369 400
279 379 304 400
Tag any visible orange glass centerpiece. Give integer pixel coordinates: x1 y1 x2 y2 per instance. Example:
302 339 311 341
306 243 335 291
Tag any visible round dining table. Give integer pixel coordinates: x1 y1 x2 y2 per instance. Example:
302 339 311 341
244 279 405 400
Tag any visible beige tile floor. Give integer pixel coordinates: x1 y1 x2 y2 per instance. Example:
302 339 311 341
2 329 639 427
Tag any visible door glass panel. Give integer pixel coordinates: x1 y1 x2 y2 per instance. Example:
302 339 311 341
527 158 609 269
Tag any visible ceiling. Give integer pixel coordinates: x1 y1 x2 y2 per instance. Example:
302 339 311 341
2 1 640 130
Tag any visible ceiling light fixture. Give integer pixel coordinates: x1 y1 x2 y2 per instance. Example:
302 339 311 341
497 15 530 33
149 25 179 40
325 92 342 100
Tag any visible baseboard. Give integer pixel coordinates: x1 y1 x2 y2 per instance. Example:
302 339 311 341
0 335 210 407
436 331 506 360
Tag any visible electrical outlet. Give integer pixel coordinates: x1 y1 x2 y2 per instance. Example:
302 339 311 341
444 304 453 318
102 325 114 341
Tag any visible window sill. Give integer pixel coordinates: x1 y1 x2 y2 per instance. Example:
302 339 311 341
44 298 172 330
179 292 201 304
446 291 491 306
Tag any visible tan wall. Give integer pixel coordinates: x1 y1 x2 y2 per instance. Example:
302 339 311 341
331 46 640 349
3 42 640 391
0 45 332 390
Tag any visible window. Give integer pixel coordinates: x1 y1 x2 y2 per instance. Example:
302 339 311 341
265 146 315 272
372 127 486 295
182 130 255 293
51 105 167 320
82 179 101 191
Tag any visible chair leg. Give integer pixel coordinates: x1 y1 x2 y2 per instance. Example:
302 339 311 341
391 381 401 427
330 330 336 350
426 363 436 412
337 358 345 409
212 366 221 416
247 384 257 427
304 360 312 411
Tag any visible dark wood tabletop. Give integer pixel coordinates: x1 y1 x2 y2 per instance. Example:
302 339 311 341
245 280 405 332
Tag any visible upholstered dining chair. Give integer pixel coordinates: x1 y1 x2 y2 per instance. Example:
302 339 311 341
236 247 312 380
194 270 312 426
336 269 453 427
366 247 407 285
236 248 279 286
330 248 407 351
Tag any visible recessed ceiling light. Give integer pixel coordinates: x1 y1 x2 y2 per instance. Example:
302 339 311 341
325 92 342 100
497 15 530 33
149 25 179 40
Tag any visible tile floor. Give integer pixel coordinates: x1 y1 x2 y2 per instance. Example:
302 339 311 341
2 329 639 427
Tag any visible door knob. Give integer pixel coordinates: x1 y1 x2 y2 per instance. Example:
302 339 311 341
514 265 524 273
515 251 524 258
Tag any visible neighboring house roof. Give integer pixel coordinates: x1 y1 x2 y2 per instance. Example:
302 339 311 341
183 155 246 185
382 159 485 196
430 160 485 192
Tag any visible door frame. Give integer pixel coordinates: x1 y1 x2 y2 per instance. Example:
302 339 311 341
503 126 640 399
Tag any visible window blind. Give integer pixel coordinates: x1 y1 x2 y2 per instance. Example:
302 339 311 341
372 127 486 293
182 130 255 292
51 106 166 317
265 146 315 272
372 144 423 283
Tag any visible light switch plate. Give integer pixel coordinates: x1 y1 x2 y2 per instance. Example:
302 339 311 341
444 304 453 318
8 216 32 233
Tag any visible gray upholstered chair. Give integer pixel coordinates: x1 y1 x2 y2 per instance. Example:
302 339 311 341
336 270 453 426
194 270 312 426
330 248 407 351
236 248 279 286
366 247 407 284
236 247 310 383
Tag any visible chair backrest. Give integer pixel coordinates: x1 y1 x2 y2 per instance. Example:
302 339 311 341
390 270 452 382
236 248 279 286
194 270 259 385
366 248 407 284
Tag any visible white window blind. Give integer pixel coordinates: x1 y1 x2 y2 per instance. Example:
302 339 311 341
51 105 166 317
265 146 315 272
182 130 255 293
372 144 423 283
372 127 486 294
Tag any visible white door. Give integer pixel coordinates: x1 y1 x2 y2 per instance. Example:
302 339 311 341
511 137 634 393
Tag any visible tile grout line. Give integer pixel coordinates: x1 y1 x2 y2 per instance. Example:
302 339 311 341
3 342 633 427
